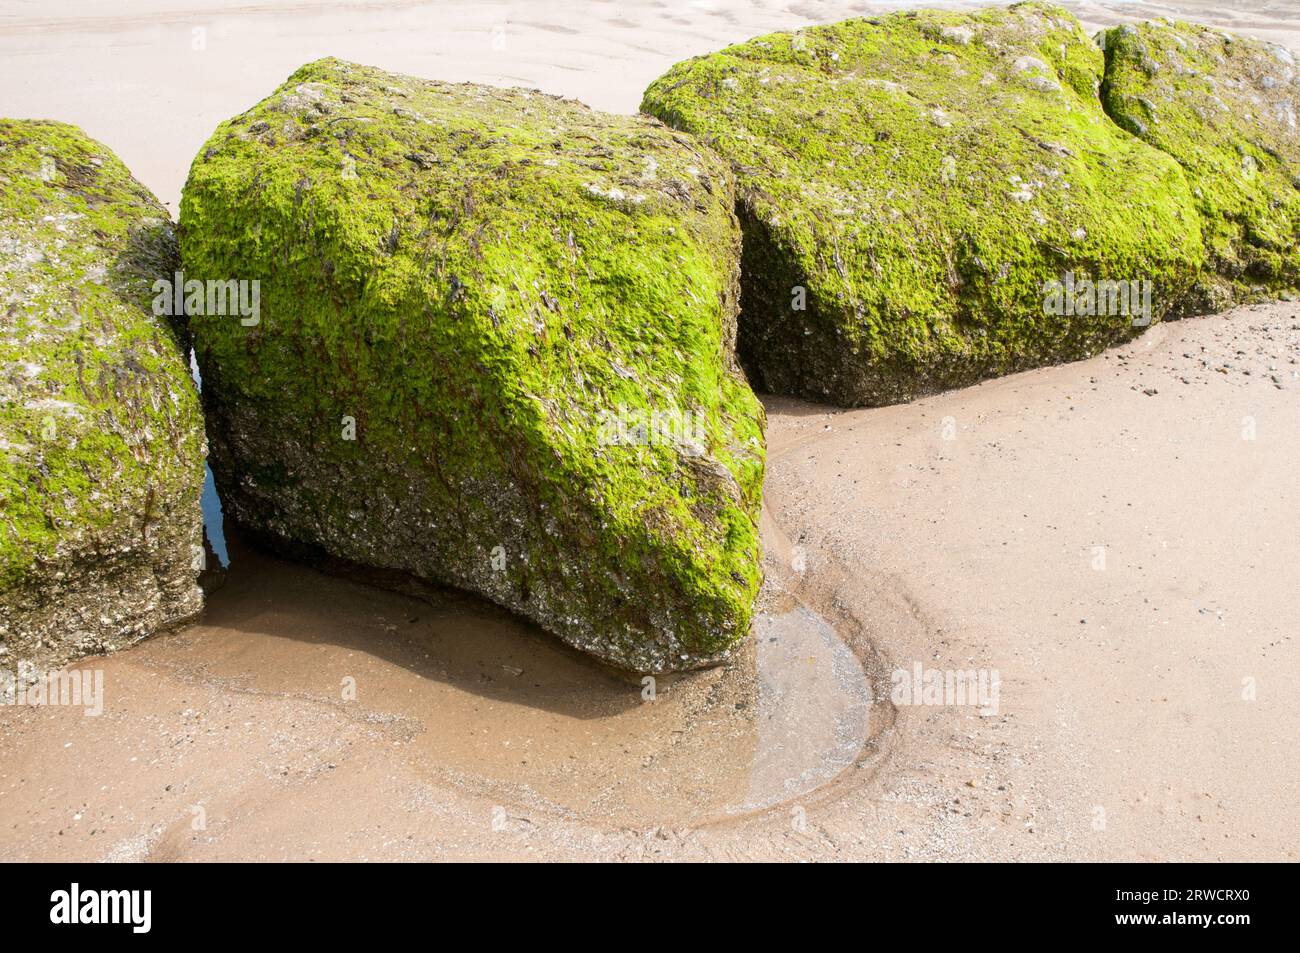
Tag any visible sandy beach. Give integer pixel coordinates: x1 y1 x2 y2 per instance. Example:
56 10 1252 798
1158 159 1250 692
3 300 1296 861
2 0 1299 861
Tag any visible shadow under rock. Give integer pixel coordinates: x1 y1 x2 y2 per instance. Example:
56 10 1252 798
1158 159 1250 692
194 525 684 721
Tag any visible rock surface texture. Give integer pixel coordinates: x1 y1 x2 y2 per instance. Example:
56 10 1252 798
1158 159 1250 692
0 119 205 669
180 59 765 674
1102 18 1300 307
643 2 1209 406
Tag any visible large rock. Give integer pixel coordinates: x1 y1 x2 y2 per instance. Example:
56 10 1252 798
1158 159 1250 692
642 2 1206 406
180 59 765 673
1102 19 1300 306
0 120 206 669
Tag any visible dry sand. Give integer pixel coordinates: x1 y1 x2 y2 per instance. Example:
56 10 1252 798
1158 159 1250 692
2 0 1299 861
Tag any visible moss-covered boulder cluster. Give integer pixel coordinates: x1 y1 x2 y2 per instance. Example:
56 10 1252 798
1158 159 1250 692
0 120 205 670
1102 19 1300 307
5 5 1297 674
179 59 765 673
643 2 1216 405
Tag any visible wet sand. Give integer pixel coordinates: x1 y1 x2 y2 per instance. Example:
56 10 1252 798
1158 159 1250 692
2 0 1299 861
0 520 891 859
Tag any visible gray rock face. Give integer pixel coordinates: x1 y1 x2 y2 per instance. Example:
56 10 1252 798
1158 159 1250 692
0 119 206 670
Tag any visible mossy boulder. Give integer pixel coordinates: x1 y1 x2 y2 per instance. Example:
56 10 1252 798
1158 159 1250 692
0 120 206 669
1101 19 1300 305
642 2 1207 406
180 59 765 673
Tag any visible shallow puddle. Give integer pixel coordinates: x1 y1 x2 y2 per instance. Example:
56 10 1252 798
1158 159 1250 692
152 531 876 828
741 606 875 814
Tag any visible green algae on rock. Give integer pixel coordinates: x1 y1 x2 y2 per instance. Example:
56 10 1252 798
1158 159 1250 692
0 119 206 669
1101 19 1300 306
642 2 1207 406
180 59 765 673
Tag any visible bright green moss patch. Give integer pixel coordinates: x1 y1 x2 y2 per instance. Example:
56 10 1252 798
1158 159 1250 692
180 59 765 673
1101 19 1300 305
642 2 1207 406
0 119 205 667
